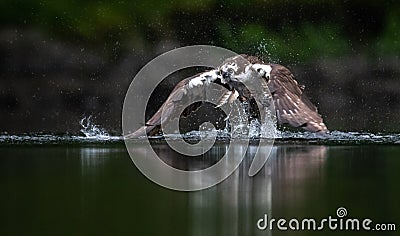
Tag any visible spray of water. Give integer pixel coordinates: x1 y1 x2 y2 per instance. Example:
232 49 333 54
256 39 280 64
1 114 399 144
79 115 110 139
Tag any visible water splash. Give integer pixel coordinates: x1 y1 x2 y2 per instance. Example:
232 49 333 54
0 116 399 145
0 130 399 145
248 119 261 138
0 116 121 144
256 39 280 64
79 116 111 140
275 130 400 144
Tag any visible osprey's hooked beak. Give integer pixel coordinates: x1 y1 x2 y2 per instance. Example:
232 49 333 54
216 68 231 84
222 71 230 80
218 64 239 83
222 71 241 84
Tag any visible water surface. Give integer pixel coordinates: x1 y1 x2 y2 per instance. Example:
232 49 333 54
1 135 399 235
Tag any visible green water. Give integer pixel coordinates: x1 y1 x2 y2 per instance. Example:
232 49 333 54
1 143 399 235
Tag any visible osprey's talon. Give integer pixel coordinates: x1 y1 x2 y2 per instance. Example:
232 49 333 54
215 89 239 108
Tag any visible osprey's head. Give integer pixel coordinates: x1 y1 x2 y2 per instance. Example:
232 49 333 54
218 55 253 84
218 55 273 85
219 62 239 84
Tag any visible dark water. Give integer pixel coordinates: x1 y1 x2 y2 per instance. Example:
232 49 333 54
1 139 399 235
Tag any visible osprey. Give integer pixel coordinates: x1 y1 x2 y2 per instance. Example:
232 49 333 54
127 54 328 138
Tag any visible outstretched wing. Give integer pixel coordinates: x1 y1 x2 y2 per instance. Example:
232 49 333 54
125 55 328 138
268 64 328 132
124 70 221 138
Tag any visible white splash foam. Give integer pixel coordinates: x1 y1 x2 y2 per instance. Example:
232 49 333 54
79 116 111 140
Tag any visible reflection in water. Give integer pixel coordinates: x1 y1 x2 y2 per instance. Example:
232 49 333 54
78 147 124 181
80 147 111 167
150 143 227 170
272 146 327 206
141 142 327 235
185 144 327 236
1 144 399 235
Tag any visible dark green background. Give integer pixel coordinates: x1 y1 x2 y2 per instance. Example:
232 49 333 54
1 0 399 134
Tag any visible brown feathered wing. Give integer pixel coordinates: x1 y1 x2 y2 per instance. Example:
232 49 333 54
268 64 328 132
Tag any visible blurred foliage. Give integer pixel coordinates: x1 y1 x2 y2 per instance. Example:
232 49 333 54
219 22 350 63
1 0 399 63
374 9 400 55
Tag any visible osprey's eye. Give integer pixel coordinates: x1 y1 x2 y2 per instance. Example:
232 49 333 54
227 68 234 74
